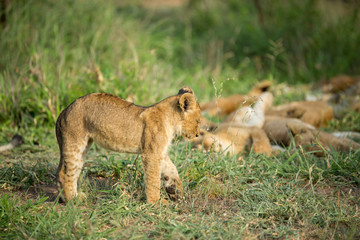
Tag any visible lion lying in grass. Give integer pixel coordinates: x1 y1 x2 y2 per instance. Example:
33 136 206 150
194 92 274 156
200 80 271 117
197 87 358 157
266 100 334 128
321 74 359 93
264 116 360 157
193 126 272 157
222 92 273 129
56 87 201 205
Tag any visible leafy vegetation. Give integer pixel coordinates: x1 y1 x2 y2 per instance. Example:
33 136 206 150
1 0 359 239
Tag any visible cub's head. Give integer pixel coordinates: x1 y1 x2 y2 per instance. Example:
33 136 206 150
177 87 201 140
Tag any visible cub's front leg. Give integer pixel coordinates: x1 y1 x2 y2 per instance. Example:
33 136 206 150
161 155 183 201
141 153 168 205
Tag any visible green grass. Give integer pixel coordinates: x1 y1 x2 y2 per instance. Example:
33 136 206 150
1 0 360 239
1 146 359 239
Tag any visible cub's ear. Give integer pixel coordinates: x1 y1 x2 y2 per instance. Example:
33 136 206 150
256 80 271 92
248 80 271 96
178 86 194 95
179 93 197 112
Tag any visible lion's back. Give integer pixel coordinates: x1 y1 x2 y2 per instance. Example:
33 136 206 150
56 93 145 143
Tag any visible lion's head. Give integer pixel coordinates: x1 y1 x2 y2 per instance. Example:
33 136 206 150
177 87 201 140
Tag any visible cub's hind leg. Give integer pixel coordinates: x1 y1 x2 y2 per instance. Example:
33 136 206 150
56 135 93 203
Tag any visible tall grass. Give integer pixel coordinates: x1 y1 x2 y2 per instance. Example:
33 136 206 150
1 0 359 130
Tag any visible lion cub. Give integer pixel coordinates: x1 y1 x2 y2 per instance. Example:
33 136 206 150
264 116 360 157
56 87 201 205
193 126 273 157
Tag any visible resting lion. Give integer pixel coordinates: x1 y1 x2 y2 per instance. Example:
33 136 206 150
195 92 274 156
322 74 358 93
193 126 272 157
266 100 334 128
56 87 201 205
264 116 360 157
222 92 273 129
200 80 271 117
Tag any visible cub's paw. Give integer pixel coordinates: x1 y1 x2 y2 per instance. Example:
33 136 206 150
147 198 169 207
159 198 169 206
163 176 183 201
57 191 86 204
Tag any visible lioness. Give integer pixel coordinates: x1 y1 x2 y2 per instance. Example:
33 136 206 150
200 80 271 117
264 116 360 157
56 87 201 205
266 101 334 128
222 92 273 129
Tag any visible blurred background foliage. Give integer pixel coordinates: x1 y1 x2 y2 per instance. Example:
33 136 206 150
0 0 359 131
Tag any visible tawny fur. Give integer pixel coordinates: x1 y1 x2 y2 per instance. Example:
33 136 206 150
200 81 271 117
193 126 272 157
200 94 255 117
264 116 360 157
322 74 357 93
263 116 316 146
56 87 201 205
352 101 360 113
195 91 274 156
222 92 273 129
200 116 218 131
267 101 334 128
308 75 360 116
